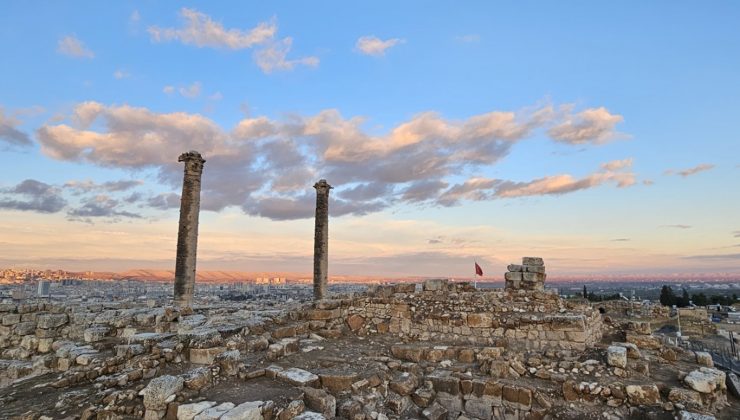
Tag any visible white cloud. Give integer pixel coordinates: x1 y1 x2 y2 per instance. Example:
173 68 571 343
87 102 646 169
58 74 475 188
163 86 175 95
254 37 319 73
355 35 404 56
148 8 275 49
113 69 130 79
57 35 95 59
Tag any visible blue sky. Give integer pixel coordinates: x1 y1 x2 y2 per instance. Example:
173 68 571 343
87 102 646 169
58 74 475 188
0 1 738 277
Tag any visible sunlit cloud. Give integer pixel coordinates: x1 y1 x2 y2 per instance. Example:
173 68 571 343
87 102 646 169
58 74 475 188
148 8 275 49
355 35 404 56
34 101 631 220
57 35 95 59
664 163 715 177
253 37 319 73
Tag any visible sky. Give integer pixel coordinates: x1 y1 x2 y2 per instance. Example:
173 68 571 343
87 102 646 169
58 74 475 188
1 1 739 278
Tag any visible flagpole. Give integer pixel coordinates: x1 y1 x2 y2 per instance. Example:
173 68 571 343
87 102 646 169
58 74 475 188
474 259 477 289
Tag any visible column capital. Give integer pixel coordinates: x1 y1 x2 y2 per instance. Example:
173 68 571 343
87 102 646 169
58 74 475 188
313 179 333 193
178 150 206 173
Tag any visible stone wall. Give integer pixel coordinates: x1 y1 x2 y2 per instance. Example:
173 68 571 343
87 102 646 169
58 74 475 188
305 279 603 351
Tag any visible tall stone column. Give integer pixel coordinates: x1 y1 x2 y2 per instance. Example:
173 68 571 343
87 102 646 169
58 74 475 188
174 151 206 308
313 179 332 300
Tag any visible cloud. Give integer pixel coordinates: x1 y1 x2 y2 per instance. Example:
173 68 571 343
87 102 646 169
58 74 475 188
0 179 67 213
601 158 633 171
67 194 142 220
57 35 95 58
665 163 715 177
611 238 631 242
547 106 624 144
35 101 632 220
683 253 740 261
148 8 275 49
661 224 692 229
0 108 33 147
64 179 143 194
355 36 404 56
455 34 480 43
732 230 740 238
147 193 180 210
254 37 319 73
113 69 130 79
179 81 202 98
163 86 175 95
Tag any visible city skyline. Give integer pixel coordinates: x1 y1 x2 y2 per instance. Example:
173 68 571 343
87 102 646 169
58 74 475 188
1 2 739 278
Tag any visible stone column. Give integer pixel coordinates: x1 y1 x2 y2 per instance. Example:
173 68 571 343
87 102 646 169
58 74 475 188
313 179 332 300
174 151 206 307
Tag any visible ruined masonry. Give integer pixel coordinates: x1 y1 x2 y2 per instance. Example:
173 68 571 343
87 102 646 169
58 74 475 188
0 258 734 419
313 179 332 301
173 151 206 308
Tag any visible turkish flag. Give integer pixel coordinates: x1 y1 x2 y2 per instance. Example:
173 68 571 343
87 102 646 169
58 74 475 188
475 262 483 276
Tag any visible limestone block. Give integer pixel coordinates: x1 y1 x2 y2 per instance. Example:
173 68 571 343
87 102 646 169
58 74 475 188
215 349 241 376
668 388 703 410
36 313 68 329
84 326 110 343
2 313 21 326
319 372 358 394
625 384 661 406
278 368 320 387
467 313 493 328
684 367 726 394
504 272 522 282
182 367 212 391
141 375 184 411
423 279 448 291
189 347 225 365
195 402 236 420
389 372 418 396
607 346 627 368
14 321 36 336
302 387 336 418
522 257 544 266
694 351 713 367
422 402 447 420
221 401 264 420
177 401 216 420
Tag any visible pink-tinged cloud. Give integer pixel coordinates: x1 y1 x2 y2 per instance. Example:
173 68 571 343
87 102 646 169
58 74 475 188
664 163 715 177
34 101 631 220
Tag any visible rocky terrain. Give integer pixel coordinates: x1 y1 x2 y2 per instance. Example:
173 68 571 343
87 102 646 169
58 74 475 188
1 258 738 419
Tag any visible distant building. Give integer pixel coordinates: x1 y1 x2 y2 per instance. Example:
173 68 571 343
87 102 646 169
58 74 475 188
38 280 50 297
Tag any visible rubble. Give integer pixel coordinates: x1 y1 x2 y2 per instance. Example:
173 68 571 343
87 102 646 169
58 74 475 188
0 256 736 419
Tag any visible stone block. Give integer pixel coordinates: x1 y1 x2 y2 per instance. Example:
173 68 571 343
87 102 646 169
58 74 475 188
279 368 320 387
467 313 493 328
221 401 264 420
522 257 544 266
319 372 358 394
141 375 184 411
607 346 627 368
189 347 225 365
195 403 236 420
423 279 449 291
507 265 523 272
684 367 726 394
177 401 216 420
694 351 713 367
36 313 68 329
625 384 661 406
302 387 336 419
504 272 522 282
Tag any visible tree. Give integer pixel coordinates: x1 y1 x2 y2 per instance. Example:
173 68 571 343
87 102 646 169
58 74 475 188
679 288 690 307
692 293 708 306
583 285 588 299
660 285 676 306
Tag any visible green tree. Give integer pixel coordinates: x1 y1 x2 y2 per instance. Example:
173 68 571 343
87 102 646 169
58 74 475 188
692 293 708 306
660 285 676 306
583 285 587 299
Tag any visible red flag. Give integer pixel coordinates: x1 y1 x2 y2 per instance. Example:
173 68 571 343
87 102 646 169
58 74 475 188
475 262 483 276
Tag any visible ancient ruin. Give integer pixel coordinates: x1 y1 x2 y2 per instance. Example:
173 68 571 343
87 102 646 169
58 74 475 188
312 179 332 301
174 151 206 308
1 256 738 420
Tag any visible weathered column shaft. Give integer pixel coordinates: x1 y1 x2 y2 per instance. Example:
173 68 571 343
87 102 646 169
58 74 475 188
313 179 332 300
174 151 205 307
